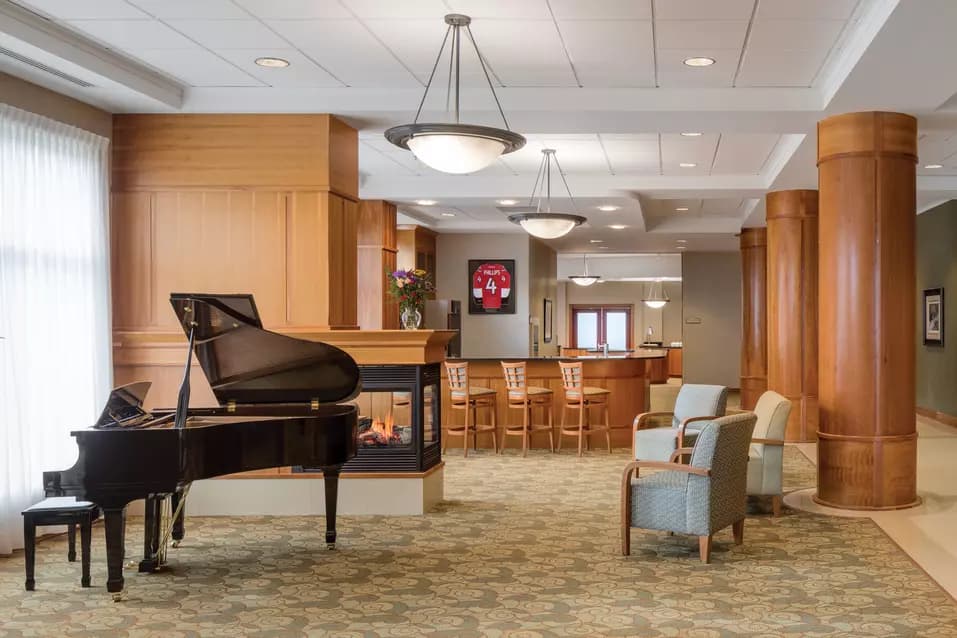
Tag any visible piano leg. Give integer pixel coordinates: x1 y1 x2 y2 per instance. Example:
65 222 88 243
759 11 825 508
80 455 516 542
103 506 127 600
139 495 161 572
323 465 342 550
171 490 186 546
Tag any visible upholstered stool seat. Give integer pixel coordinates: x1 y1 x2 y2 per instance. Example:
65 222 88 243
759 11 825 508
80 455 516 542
22 497 99 591
508 385 550 399
452 386 497 399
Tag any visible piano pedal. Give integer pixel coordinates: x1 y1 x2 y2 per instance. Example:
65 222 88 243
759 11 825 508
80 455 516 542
326 542 336 550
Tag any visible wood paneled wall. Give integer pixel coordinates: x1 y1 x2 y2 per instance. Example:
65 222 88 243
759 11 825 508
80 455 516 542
766 190 819 442
816 112 919 510
357 200 399 330
111 114 361 417
739 228 768 409
111 114 359 333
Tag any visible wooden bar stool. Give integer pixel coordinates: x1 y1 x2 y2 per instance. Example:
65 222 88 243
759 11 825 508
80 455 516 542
22 497 99 591
558 361 612 456
444 361 497 457
501 361 555 457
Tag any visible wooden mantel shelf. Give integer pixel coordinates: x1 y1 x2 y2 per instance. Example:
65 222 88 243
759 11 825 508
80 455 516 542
113 329 458 366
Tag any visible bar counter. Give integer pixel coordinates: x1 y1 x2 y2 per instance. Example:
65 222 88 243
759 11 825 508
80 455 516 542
440 352 665 450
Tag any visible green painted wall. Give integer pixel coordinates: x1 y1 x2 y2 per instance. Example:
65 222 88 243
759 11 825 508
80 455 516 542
916 200 957 416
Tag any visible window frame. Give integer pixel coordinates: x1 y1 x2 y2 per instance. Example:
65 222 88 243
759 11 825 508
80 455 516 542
569 304 634 350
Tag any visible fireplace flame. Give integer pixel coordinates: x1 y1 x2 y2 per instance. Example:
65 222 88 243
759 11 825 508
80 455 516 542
372 411 395 438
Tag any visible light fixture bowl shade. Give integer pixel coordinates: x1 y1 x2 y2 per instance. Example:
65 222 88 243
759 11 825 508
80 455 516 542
507 212 585 239
569 275 600 286
385 123 525 174
643 300 667 309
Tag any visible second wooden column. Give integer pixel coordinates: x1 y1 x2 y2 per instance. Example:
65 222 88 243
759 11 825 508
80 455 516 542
740 228 768 409
766 190 819 441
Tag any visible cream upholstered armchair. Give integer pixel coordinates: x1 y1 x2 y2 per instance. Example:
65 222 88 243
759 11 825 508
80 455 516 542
621 412 757 563
746 391 792 516
632 384 728 462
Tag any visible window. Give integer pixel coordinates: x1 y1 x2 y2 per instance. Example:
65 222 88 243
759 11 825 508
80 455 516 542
0 105 110 553
570 305 633 350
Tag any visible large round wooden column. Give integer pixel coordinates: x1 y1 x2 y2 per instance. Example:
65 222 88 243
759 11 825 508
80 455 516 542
766 190 818 442
740 228 767 410
816 112 919 510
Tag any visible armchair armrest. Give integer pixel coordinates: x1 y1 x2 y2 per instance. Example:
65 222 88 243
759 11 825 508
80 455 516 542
623 460 711 478
677 415 717 448
669 447 695 463
752 437 785 446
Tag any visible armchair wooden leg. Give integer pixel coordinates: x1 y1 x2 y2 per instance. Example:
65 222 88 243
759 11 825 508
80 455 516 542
771 495 782 517
622 525 630 556
699 535 712 563
732 519 744 545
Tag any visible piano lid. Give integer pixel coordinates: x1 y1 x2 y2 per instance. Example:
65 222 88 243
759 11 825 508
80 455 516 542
170 293 361 406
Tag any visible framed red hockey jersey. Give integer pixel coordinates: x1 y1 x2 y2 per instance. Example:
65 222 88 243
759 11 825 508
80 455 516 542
468 259 516 314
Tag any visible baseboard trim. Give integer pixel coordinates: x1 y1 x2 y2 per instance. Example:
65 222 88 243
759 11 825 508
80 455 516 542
916 406 957 427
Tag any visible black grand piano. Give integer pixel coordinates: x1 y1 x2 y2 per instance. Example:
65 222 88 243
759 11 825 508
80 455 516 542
44 293 361 599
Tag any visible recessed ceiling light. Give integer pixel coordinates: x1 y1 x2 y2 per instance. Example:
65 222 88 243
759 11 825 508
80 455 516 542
597 205 620 212
683 57 716 67
676 239 687 243
924 164 944 169
497 199 519 206
415 199 437 206
679 163 697 168
255 57 290 68
676 246 687 250
589 239 604 243
609 224 627 230
675 207 690 211
441 212 456 217
680 132 703 137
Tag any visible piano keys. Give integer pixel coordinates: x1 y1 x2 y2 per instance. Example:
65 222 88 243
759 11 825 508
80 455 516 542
44 293 362 599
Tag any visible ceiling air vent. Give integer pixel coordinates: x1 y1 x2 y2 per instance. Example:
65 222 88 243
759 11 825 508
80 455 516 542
0 46 94 88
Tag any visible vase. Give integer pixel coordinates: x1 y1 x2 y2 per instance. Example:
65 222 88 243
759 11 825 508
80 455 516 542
401 307 422 330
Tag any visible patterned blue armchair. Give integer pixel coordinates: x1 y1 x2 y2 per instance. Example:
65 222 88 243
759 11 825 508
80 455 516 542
631 384 728 462
621 412 757 563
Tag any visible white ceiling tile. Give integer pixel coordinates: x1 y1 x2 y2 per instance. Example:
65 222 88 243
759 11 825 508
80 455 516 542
700 199 744 215
655 47 739 72
352 19 443 73
711 134 779 174
550 0 652 20
747 19 846 51
266 19 417 86
359 143 417 176
756 0 859 20
16 0 150 20
574 66 655 87
736 48 829 87
232 0 350 19
653 0 756 21
472 21 569 69
215 49 343 87
444 0 552 20
67 20 196 49
130 48 264 86
493 64 578 87
660 133 719 175
127 0 248 19
656 68 736 88
342 0 450 19
559 20 653 66
655 20 748 50
165 20 289 49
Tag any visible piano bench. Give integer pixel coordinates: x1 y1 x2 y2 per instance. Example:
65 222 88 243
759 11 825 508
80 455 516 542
22 498 99 591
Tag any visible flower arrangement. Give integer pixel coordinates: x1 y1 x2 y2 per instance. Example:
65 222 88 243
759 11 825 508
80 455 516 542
387 269 434 328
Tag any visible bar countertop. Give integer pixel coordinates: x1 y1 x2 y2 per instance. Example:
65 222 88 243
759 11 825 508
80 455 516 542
448 350 667 362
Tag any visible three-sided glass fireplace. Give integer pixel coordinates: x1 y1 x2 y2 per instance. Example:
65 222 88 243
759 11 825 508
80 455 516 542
298 362 441 473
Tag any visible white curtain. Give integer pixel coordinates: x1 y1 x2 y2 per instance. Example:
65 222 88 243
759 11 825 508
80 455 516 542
0 104 111 554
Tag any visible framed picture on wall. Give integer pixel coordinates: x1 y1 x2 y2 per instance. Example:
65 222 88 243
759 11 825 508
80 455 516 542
543 299 553 343
468 259 516 314
924 288 944 345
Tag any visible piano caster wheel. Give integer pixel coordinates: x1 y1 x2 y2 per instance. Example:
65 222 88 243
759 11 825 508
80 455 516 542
112 592 125 602
326 542 336 551
172 541 180 548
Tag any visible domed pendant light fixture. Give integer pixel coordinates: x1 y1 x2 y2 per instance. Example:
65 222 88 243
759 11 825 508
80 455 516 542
508 149 586 239
384 14 525 174
569 253 600 286
642 279 670 309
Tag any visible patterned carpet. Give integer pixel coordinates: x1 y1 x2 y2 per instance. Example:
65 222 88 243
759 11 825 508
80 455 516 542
1 448 956 637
